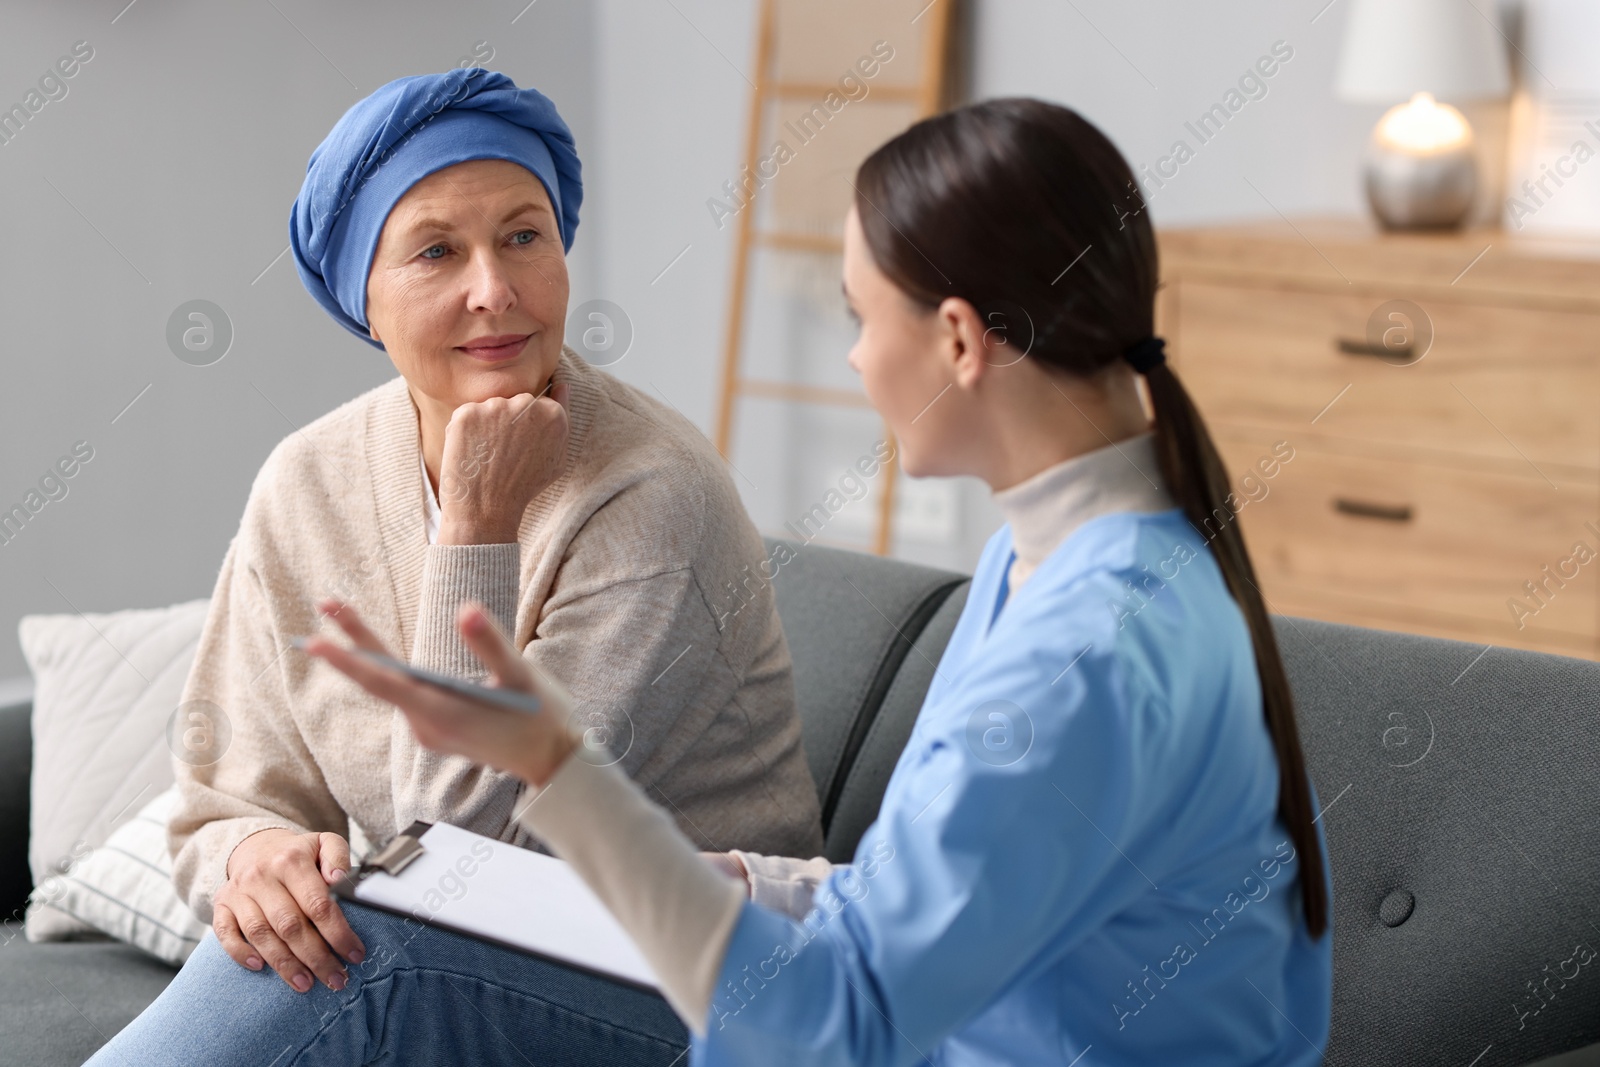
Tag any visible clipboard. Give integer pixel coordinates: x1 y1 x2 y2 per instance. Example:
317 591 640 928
333 820 663 995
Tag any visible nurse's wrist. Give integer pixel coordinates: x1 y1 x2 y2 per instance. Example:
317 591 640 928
516 723 580 788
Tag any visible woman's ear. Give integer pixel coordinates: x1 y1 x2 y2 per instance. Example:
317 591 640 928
937 296 991 392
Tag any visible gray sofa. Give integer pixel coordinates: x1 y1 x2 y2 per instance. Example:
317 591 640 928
4 539 1600 1065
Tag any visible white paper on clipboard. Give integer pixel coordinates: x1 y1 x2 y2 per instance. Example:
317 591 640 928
345 821 661 991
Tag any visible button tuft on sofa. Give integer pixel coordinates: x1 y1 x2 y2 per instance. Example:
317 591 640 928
1378 888 1415 928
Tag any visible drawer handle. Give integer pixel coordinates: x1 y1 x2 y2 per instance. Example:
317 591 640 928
1333 497 1413 523
1336 336 1413 360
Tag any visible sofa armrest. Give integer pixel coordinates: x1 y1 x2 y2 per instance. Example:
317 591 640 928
0 681 33 921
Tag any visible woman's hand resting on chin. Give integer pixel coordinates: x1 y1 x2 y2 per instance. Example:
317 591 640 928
437 382 571 545
303 596 579 788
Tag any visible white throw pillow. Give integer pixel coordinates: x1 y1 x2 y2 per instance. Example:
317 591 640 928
34 785 208 965
19 597 211 940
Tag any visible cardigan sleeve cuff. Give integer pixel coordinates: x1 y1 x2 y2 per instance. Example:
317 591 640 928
728 851 839 921
514 752 746 1035
410 542 520 678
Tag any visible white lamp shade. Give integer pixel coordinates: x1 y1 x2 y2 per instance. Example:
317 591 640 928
1335 0 1512 103
1524 0 1600 98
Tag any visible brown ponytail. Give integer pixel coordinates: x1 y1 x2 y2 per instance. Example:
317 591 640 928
1140 360 1328 938
855 97 1328 938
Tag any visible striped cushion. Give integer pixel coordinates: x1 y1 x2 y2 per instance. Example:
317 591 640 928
33 786 206 966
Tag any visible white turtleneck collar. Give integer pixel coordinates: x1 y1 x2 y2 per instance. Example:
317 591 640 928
991 431 1176 591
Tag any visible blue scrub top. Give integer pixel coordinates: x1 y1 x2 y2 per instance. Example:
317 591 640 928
697 507 1333 1066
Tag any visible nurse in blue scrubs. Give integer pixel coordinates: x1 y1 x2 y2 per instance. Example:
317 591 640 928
309 96 1333 1065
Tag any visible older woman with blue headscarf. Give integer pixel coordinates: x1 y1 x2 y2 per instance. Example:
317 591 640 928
85 68 820 1066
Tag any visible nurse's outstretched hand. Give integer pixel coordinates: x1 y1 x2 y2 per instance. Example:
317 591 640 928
303 597 579 788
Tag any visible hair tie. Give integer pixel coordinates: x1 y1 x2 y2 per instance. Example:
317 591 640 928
1123 336 1166 374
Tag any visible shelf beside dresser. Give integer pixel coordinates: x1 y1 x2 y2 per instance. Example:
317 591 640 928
1155 218 1600 660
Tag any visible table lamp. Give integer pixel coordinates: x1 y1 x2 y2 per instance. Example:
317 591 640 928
1335 0 1511 230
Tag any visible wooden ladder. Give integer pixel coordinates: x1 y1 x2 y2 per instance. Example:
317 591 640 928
712 0 959 555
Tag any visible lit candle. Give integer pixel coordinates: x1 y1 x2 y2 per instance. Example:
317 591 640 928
1364 91 1479 230
1374 92 1473 155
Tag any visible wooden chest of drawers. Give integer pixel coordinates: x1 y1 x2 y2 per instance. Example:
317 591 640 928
1156 219 1600 659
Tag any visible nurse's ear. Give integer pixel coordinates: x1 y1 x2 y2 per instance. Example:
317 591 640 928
935 295 994 395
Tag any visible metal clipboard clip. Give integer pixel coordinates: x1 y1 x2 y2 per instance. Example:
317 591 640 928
335 820 432 896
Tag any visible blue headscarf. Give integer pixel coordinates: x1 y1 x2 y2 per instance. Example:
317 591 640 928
289 68 582 350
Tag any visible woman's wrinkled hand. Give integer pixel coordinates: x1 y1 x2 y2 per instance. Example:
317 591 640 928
437 381 570 544
303 597 579 788
213 826 364 993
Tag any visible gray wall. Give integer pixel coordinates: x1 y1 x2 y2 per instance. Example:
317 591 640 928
1 0 1514 676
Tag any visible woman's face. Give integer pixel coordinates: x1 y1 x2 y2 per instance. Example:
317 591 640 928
365 158 568 409
841 205 955 478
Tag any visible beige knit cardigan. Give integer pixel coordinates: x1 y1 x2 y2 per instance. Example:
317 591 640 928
168 346 823 924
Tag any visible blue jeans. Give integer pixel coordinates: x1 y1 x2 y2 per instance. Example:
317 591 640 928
84 898 690 1066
